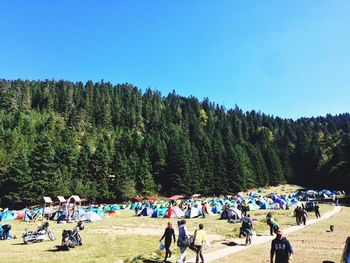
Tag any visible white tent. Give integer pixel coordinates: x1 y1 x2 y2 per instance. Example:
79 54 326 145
185 207 199 218
83 211 102 222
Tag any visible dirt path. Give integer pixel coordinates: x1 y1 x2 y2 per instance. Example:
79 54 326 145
187 205 342 263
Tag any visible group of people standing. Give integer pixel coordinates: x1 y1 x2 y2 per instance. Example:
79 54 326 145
294 206 308 225
160 220 207 263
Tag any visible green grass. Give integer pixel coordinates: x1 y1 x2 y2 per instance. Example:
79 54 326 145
0 184 336 262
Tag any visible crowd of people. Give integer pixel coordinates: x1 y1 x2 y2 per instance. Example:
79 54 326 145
156 199 326 263
160 220 207 263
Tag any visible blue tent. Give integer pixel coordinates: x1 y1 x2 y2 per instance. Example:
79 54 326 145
152 208 167 218
130 204 138 210
103 205 111 212
260 202 271 209
23 209 33 221
0 210 15 221
270 203 280 210
289 198 299 206
211 205 222 214
140 207 154 216
111 204 121 211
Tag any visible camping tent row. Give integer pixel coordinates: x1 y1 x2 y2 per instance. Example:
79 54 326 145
130 190 309 217
134 205 244 221
135 206 196 218
0 204 122 223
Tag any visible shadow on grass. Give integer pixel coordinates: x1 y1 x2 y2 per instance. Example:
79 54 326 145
222 241 243 246
46 246 69 252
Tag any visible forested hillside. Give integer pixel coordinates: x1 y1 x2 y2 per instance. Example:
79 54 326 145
0 79 349 208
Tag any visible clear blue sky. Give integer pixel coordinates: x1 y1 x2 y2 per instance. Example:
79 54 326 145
1 1 349 119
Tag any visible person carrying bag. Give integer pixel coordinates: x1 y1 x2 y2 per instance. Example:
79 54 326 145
177 220 189 263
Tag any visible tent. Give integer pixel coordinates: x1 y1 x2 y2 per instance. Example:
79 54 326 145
15 210 25 220
17 209 33 221
72 208 86 220
152 208 168 218
185 207 199 218
211 205 222 214
237 192 246 198
103 205 111 212
168 195 184 201
260 202 271 209
247 203 260 211
0 210 15 221
275 198 287 207
111 204 121 211
140 207 154 217
220 208 242 220
270 203 280 210
130 203 139 210
87 206 104 217
133 196 143 201
108 210 120 217
84 211 102 222
165 207 185 218
289 198 299 206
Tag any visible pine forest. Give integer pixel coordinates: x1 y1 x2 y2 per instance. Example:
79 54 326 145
0 79 349 208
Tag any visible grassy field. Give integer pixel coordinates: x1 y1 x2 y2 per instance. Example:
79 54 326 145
219 205 349 263
0 185 340 263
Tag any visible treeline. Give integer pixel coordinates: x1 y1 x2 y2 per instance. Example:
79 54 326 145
0 79 349 208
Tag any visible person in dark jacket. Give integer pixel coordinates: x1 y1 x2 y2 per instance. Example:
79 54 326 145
301 208 308 225
270 228 293 263
160 222 176 262
314 202 321 219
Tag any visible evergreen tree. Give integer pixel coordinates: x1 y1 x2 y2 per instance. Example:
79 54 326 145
0 150 32 208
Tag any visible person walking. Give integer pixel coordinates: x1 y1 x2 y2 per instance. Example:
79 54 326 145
160 222 176 263
177 220 189 263
270 228 293 263
240 214 253 245
301 208 308 225
314 202 321 219
193 223 207 263
266 212 278 236
201 203 208 218
294 206 301 225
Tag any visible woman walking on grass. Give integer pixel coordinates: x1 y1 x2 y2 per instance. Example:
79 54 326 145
193 223 207 263
160 222 176 263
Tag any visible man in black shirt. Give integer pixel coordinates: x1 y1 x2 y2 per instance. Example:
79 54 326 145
160 222 176 262
270 228 293 263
